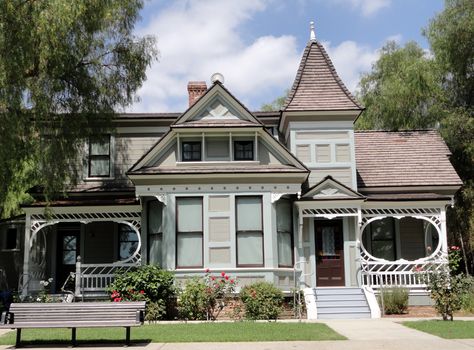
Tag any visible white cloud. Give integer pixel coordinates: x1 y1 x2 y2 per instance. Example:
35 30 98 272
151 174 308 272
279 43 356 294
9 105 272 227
322 40 379 92
129 0 300 112
338 0 391 17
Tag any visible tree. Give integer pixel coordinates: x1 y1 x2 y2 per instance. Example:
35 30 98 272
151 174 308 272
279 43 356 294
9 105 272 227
261 90 289 111
356 41 444 130
356 0 474 273
0 0 157 218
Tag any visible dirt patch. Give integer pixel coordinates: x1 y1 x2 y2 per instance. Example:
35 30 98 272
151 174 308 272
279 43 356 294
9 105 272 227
383 306 474 318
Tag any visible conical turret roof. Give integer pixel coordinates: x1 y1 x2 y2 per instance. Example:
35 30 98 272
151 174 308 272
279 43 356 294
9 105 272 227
283 39 363 112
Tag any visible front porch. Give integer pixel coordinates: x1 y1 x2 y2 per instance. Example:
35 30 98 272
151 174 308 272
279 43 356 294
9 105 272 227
21 205 142 298
295 201 449 292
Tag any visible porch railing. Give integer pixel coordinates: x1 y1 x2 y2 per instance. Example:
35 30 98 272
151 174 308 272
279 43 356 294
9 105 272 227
359 250 448 289
75 256 140 297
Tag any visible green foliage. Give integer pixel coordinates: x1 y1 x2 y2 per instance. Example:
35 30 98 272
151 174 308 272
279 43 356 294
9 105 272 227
0 0 157 216
424 0 474 109
448 245 463 274
460 275 474 313
240 281 284 320
178 271 236 320
144 301 167 323
107 265 176 320
423 269 473 320
379 287 409 314
356 41 443 130
261 90 289 111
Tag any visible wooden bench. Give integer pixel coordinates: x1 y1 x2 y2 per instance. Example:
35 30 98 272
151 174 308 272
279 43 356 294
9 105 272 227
0 302 146 347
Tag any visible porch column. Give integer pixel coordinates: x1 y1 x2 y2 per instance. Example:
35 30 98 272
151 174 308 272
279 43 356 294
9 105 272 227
440 207 448 254
297 207 305 288
21 214 31 298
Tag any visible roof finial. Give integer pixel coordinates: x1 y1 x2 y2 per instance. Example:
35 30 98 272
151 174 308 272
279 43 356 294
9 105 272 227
310 21 316 41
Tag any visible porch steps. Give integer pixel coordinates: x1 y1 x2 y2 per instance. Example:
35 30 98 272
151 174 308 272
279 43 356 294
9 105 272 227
314 287 372 319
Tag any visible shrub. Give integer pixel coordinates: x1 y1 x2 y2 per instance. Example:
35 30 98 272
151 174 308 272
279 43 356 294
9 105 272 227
461 276 474 313
379 287 409 314
423 269 472 321
240 281 284 320
107 265 176 320
178 270 236 320
448 246 462 275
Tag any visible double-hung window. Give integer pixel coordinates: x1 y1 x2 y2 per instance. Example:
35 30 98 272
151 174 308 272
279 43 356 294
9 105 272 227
148 200 163 267
182 141 201 161
119 224 139 261
176 197 203 268
234 141 254 161
277 199 293 267
236 196 263 266
88 135 111 177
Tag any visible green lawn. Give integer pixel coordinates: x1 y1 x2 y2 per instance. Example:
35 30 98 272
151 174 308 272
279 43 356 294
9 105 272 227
0 322 345 345
403 320 474 339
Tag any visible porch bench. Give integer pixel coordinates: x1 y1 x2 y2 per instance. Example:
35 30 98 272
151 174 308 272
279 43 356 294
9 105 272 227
0 301 146 347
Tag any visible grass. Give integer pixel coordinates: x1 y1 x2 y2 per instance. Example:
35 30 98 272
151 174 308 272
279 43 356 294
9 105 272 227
403 320 474 339
0 322 345 345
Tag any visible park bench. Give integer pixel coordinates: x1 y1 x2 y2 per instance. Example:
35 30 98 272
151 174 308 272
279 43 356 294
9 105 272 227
0 301 146 347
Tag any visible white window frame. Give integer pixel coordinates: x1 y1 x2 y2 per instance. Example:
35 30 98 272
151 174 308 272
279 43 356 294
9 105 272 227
84 135 115 181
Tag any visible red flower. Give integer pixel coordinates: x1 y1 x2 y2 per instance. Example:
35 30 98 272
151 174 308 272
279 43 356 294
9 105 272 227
450 246 460 251
230 279 234 284
139 290 145 294
113 297 122 302
111 291 120 298
205 268 210 273
225 275 229 280
211 276 216 281
221 271 226 277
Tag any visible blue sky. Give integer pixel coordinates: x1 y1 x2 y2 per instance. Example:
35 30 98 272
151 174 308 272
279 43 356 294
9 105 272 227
129 0 444 113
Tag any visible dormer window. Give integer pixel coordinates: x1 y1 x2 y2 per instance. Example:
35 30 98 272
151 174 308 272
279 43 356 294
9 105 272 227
88 135 111 177
234 140 254 161
182 141 201 161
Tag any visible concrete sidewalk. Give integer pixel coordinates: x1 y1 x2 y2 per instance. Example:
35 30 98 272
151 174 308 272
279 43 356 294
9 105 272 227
0 319 472 350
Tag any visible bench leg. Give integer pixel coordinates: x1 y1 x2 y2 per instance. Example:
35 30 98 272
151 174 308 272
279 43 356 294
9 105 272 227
125 327 130 346
15 329 21 348
71 328 77 347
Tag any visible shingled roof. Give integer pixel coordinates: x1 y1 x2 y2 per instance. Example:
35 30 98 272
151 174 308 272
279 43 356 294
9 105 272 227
355 130 462 188
283 39 363 112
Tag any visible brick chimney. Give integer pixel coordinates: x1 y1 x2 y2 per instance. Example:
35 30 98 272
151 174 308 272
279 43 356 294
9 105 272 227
187 81 207 106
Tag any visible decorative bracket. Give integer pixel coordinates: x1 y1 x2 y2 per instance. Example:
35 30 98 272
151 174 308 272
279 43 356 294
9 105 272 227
154 194 168 206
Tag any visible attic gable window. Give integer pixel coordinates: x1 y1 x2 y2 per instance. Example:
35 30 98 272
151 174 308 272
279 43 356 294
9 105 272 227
182 141 201 161
234 140 254 161
88 135 111 177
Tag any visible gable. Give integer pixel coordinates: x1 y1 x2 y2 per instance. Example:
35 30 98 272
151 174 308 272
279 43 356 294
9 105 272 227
173 82 263 126
302 176 365 200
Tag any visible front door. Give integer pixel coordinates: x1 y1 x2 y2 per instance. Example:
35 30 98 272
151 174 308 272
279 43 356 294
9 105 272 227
315 219 345 286
56 223 81 292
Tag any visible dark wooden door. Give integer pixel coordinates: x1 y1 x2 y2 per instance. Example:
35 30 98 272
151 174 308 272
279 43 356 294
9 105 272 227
56 224 80 292
315 219 345 286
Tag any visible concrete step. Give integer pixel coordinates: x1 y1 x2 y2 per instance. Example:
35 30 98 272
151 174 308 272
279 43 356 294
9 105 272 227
316 300 368 307
316 294 367 301
318 306 371 313
314 287 364 295
318 312 372 319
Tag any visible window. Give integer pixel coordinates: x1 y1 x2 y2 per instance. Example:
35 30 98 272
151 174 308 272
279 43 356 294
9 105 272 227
148 200 163 267
2 227 18 250
236 196 263 266
176 197 203 267
366 218 396 260
119 224 139 261
89 135 111 177
277 199 293 267
234 141 254 161
182 141 201 161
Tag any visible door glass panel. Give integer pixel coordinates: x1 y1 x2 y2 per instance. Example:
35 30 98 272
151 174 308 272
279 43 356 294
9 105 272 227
322 227 336 255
